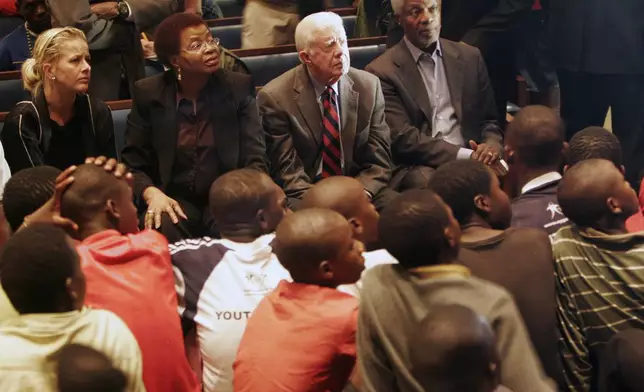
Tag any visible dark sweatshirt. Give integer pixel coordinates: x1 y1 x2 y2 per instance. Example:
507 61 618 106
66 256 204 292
458 228 563 387
357 264 555 392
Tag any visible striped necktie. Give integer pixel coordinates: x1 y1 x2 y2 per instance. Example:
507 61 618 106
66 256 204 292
321 86 342 178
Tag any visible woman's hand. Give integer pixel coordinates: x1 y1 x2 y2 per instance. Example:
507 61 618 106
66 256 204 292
143 187 187 230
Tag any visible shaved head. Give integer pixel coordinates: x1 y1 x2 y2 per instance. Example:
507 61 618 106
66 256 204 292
506 105 565 169
301 176 365 217
60 164 137 237
274 208 364 286
411 305 498 392
301 176 380 249
209 169 287 236
558 159 639 227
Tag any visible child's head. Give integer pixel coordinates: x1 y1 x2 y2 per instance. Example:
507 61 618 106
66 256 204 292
209 169 289 238
0 224 85 314
411 305 499 392
428 160 511 230
273 208 365 288
558 159 639 228
378 189 461 269
566 126 624 172
301 176 380 250
60 164 139 238
53 344 126 392
2 165 61 232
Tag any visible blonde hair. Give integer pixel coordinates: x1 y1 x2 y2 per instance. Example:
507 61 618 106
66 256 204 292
21 27 87 96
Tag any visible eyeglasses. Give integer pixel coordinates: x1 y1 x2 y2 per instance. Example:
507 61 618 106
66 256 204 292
183 37 220 53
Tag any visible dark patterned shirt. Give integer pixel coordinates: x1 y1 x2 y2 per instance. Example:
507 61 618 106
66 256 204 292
551 225 644 392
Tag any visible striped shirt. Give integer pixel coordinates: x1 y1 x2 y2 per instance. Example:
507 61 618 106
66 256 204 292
551 225 644 392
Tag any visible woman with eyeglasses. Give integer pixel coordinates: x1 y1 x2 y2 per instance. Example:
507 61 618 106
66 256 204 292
122 12 268 242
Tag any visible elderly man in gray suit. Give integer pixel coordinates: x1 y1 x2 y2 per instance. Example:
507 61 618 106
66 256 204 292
366 0 503 191
259 11 396 211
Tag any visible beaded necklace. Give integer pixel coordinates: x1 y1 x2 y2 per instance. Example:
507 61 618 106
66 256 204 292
25 23 36 57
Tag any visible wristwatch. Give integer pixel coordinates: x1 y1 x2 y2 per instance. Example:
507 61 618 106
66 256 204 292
116 1 129 19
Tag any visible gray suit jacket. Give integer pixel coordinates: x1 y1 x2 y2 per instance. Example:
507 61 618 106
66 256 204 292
47 0 177 48
259 65 393 201
365 38 503 168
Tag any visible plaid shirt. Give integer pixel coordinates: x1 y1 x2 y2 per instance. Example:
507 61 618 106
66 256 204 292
551 225 644 392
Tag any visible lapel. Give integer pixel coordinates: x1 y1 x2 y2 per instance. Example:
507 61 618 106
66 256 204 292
206 71 239 171
440 39 465 122
149 72 178 186
339 73 358 168
393 40 433 123
293 65 323 144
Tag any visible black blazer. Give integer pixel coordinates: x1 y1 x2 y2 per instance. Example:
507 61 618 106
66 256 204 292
122 70 268 201
1 91 116 173
550 0 644 74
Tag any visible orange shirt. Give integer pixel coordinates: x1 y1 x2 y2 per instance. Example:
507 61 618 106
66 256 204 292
234 281 358 392
77 229 200 392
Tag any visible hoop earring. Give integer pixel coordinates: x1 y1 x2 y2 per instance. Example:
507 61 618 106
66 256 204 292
176 67 182 81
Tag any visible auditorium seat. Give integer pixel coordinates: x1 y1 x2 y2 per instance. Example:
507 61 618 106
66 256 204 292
0 79 28 112
211 24 242 50
245 44 386 87
343 15 356 39
218 0 244 17
348 44 386 70
211 15 357 49
110 108 131 157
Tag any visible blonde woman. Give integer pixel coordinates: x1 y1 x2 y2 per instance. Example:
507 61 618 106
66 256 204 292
1 27 117 173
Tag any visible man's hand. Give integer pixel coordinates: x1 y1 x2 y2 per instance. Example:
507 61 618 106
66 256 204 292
91 2 119 19
20 166 78 233
469 140 501 165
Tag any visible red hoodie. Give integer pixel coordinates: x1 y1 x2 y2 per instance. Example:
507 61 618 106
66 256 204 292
76 229 200 392
626 181 644 232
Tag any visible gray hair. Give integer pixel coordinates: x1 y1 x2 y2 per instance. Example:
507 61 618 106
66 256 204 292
295 12 346 53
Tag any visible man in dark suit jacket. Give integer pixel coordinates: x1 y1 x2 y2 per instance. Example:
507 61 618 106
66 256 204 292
551 0 644 188
260 11 395 210
366 0 503 191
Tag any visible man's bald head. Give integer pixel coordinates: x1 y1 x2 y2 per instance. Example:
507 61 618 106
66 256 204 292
209 169 285 234
60 164 133 236
301 176 365 217
274 208 364 286
558 159 639 227
301 176 380 250
411 305 499 392
506 105 565 169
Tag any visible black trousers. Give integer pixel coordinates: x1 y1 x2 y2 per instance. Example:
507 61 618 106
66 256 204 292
559 70 644 186
390 165 436 192
142 195 218 244
88 23 144 101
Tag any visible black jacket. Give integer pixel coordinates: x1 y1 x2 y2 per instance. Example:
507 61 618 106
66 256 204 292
550 0 644 74
121 70 269 201
1 92 116 173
